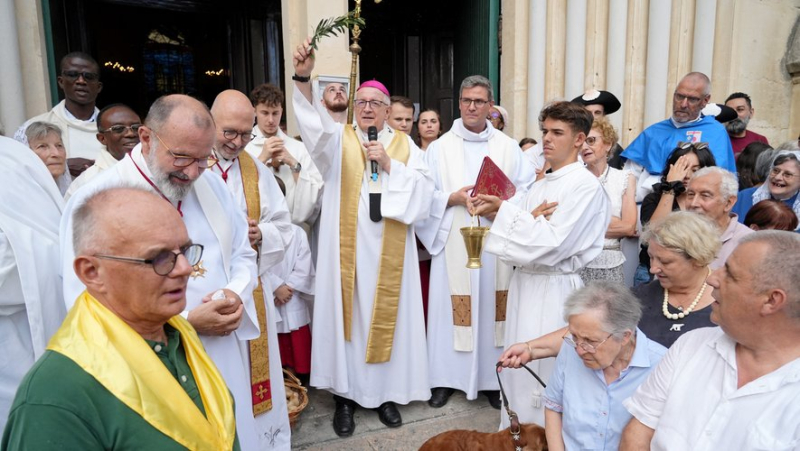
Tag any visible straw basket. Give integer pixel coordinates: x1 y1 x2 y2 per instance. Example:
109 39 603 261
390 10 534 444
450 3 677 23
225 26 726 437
283 369 309 428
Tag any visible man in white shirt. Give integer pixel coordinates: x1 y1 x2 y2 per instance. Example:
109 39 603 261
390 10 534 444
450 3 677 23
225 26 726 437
387 96 414 134
15 52 104 170
621 232 800 450
245 84 323 228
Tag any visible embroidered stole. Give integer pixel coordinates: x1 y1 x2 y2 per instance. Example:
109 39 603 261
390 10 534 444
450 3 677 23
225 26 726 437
340 127 410 363
238 152 272 415
438 131 514 351
48 292 236 451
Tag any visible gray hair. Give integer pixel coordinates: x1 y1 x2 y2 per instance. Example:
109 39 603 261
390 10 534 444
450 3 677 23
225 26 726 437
775 140 800 151
73 184 157 255
460 75 495 103
739 231 800 319
692 166 739 199
682 72 712 96
642 211 721 266
25 121 63 143
563 281 642 337
756 149 779 181
145 94 214 133
770 151 800 172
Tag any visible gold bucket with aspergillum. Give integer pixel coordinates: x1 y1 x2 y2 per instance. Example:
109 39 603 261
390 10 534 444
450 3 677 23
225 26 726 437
460 224 490 269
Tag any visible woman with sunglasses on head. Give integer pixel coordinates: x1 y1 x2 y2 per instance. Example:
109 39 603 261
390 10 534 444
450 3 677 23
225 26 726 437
732 148 800 231
633 142 716 285
580 118 637 284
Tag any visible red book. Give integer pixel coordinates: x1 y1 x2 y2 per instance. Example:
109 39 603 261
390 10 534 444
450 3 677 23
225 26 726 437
470 156 516 200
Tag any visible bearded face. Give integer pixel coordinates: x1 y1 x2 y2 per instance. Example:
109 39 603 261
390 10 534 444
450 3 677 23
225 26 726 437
725 115 749 135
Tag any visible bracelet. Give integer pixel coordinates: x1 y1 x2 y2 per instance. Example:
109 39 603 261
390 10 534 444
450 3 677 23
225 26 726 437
291 74 311 83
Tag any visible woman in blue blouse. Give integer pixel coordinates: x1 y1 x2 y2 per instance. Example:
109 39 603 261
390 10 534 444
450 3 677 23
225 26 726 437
733 150 800 230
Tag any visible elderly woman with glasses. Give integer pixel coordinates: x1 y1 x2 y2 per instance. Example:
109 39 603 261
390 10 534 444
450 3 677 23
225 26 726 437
580 117 637 284
499 281 666 451
732 149 800 230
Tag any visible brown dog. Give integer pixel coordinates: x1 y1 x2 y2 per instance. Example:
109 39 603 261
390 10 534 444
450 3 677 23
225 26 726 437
418 423 548 451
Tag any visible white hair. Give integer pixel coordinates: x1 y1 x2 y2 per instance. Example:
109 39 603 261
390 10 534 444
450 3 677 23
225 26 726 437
692 166 739 199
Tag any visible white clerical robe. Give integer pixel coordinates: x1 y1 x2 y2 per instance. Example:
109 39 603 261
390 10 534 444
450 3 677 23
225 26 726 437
292 86 434 407
59 145 275 451
209 155 293 450
0 137 66 431
484 161 610 427
65 147 120 200
267 224 315 333
417 120 536 399
245 128 324 227
14 100 103 160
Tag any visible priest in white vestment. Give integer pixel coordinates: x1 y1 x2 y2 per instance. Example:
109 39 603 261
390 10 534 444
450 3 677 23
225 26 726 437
209 90 292 450
0 137 66 431
292 38 434 436
245 83 323 229
65 104 142 200
59 95 273 451
471 101 611 427
417 75 537 409
14 53 104 162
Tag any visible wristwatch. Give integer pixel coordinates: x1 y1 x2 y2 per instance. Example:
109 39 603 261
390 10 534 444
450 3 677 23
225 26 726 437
291 162 302 173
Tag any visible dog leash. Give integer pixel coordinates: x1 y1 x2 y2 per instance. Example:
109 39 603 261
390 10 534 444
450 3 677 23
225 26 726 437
495 361 546 451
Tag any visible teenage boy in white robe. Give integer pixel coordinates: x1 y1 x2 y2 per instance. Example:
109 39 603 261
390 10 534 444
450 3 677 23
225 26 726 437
471 101 610 427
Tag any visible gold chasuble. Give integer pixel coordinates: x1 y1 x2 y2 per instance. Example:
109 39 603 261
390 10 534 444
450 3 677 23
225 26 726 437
340 127 409 363
48 292 236 451
238 152 273 415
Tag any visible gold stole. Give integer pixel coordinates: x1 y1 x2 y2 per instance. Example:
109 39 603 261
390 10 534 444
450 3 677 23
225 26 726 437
340 127 409 363
48 291 236 451
238 152 272 415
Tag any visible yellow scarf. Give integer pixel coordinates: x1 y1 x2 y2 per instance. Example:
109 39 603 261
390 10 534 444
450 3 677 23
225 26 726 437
48 291 236 450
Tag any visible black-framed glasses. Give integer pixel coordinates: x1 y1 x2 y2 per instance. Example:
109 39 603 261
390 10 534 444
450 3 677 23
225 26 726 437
460 98 489 108
61 70 100 82
100 124 143 135
673 92 705 106
676 141 709 151
152 130 218 168
222 129 256 143
562 330 613 354
353 99 386 110
95 244 204 276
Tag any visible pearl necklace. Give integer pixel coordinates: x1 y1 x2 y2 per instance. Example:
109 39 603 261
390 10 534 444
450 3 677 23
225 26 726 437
662 278 708 320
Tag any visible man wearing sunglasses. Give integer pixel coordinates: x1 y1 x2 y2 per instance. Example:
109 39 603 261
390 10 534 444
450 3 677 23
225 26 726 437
65 103 142 200
60 94 266 450
14 52 105 170
621 72 736 202
3 187 240 449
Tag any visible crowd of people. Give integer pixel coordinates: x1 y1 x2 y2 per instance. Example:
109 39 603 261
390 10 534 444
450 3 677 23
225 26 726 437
1 36 799 451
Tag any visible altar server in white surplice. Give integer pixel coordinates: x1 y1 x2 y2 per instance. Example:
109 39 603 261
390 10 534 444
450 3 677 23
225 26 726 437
60 95 274 451
292 38 434 437
417 75 536 410
244 83 323 229
0 137 66 432
209 90 292 450
471 101 611 428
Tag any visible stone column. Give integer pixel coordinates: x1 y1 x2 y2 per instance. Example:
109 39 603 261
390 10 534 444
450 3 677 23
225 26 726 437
526 0 548 138
499 0 529 139
643 0 671 128
621 0 649 145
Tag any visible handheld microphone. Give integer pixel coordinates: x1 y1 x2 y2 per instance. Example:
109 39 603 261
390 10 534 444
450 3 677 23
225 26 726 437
368 126 379 181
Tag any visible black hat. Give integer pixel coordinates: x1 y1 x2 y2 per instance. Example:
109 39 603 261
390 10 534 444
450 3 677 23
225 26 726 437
702 103 738 123
571 90 621 115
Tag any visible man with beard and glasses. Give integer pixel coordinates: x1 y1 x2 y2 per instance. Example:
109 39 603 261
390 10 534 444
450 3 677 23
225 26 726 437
724 92 769 158
65 104 142 200
59 94 270 451
622 72 735 202
15 52 104 174
321 81 349 124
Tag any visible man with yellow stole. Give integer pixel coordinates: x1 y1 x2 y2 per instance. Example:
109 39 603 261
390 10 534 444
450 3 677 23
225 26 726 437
2 187 238 450
209 90 292 450
292 37 434 437
60 95 266 450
